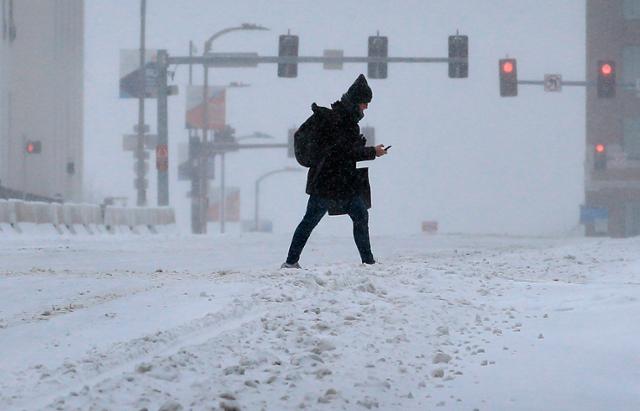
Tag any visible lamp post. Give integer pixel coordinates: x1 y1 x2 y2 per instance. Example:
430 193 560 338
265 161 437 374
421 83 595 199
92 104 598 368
198 23 269 235
236 131 275 141
254 167 302 231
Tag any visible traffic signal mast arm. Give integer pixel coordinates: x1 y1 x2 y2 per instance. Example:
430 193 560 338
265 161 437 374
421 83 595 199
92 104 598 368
515 80 639 88
166 54 464 66
204 142 288 155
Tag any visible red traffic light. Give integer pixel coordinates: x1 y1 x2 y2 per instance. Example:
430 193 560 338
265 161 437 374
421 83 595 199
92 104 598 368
600 63 613 76
25 141 41 154
502 61 514 74
595 143 606 153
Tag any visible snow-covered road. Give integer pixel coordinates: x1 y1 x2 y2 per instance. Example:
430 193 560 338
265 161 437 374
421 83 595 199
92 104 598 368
1 233 638 410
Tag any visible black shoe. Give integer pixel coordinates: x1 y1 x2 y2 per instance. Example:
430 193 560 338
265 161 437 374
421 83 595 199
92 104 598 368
281 262 302 269
362 260 376 265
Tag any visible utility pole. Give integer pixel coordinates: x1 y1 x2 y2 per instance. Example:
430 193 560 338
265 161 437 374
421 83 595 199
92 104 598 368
135 0 147 206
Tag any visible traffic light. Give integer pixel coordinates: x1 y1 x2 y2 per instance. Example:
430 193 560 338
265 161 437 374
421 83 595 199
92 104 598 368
594 143 607 170
278 33 299 78
25 141 42 154
448 35 468 78
288 128 296 158
214 125 236 143
499 58 518 97
597 60 615 98
188 135 200 159
368 34 388 79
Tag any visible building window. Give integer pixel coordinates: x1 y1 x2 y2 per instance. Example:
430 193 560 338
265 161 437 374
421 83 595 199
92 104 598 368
623 118 640 159
622 46 640 84
624 0 640 19
2 0 7 41
7 0 15 42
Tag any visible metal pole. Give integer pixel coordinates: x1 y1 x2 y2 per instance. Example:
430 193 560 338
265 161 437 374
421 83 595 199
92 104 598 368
157 49 169 206
21 133 26 200
253 168 301 232
187 42 199 233
188 41 193 85
136 0 147 206
254 177 259 230
200 65 209 234
190 134 201 234
220 152 225 233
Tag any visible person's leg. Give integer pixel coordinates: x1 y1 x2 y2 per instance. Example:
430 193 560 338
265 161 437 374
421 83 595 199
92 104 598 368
346 196 375 264
285 196 328 264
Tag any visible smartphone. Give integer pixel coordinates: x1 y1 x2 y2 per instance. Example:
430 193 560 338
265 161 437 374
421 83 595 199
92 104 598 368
384 145 392 151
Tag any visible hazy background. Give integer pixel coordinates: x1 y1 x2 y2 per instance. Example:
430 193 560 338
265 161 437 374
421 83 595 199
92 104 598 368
84 0 585 236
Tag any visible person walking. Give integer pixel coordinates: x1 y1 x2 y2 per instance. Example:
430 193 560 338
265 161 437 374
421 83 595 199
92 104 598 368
282 74 389 269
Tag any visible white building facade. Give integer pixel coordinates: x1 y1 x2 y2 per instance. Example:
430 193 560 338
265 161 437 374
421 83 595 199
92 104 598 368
0 0 83 201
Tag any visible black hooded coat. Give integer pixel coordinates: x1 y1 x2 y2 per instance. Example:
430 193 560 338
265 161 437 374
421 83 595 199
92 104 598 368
304 75 377 214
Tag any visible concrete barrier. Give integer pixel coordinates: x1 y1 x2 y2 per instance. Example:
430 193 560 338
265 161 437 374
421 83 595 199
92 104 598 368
105 206 135 228
158 207 176 225
82 204 102 226
13 200 36 223
6 200 17 225
33 202 52 224
51 203 63 225
0 200 175 235
0 200 7 223
134 207 148 227
62 203 83 226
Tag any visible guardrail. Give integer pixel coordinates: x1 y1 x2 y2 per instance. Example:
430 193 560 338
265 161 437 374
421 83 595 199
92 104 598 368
0 199 176 235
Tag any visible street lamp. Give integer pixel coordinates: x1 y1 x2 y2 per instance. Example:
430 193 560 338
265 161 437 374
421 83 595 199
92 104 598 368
197 23 269 235
236 131 276 141
204 23 269 54
254 167 303 231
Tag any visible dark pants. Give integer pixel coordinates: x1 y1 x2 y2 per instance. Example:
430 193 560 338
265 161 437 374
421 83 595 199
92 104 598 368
286 195 374 264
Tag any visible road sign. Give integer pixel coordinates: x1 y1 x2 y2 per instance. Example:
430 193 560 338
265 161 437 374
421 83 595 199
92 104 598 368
323 49 344 70
421 221 439 233
156 144 168 172
580 206 608 223
185 86 226 130
133 124 150 133
123 134 158 151
119 50 160 98
544 74 562 92
178 159 215 181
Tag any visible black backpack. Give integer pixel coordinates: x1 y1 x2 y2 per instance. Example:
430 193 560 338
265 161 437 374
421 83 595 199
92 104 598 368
294 103 333 167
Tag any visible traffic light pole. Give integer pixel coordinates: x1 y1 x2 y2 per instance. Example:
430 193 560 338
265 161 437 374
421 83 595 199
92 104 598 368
136 0 147 207
157 50 169 206
199 64 211 234
517 80 639 89
220 152 226 233
518 80 592 87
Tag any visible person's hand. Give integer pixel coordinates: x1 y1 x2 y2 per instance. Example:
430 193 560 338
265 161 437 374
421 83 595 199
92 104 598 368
375 144 387 157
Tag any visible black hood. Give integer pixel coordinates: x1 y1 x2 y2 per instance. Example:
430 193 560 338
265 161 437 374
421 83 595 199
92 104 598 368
336 74 372 123
344 74 372 104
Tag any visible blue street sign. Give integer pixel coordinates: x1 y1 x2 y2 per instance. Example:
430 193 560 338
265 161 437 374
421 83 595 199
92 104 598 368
580 206 609 223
